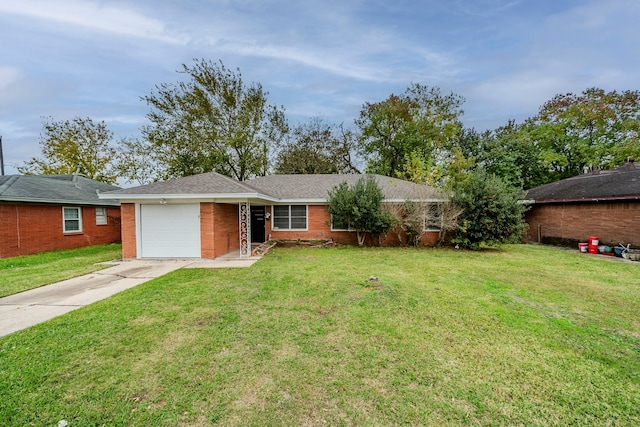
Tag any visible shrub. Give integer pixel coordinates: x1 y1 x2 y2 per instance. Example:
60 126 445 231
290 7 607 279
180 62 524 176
328 176 396 246
451 169 528 250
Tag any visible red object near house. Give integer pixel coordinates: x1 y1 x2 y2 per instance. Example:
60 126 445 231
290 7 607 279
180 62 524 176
588 236 599 254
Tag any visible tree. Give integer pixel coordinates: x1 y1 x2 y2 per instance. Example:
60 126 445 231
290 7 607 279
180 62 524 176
327 176 396 246
356 84 466 184
461 121 545 190
274 118 360 174
142 59 288 181
113 138 159 185
522 87 640 183
451 169 527 250
18 117 117 184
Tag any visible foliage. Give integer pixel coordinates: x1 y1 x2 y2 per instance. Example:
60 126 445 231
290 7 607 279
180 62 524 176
451 169 528 250
327 175 396 246
274 117 360 174
18 117 117 184
460 122 545 190
0 244 122 297
384 186 462 247
142 59 288 181
522 87 640 183
356 84 467 184
113 138 159 185
2 246 639 425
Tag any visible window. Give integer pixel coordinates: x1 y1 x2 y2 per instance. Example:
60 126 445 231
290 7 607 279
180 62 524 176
331 215 354 231
424 204 442 231
63 207 82 233
272 205 307 230
96 207 107 225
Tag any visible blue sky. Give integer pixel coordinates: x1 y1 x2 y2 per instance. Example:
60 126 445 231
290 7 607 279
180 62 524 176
1 0 639 175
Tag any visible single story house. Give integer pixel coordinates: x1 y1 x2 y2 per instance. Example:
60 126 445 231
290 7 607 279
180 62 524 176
524 159 640 247
100 172 442 259
0 174 121 258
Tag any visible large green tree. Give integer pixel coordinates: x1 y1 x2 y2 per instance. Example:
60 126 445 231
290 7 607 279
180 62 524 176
460 121 545 190
274 118 360 174
142 59 288 181
355 84 466 185
522 87 640 183
18 117 117 184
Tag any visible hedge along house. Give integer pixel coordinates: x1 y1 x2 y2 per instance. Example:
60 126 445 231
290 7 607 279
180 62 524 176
524 159 640 247
100 172 443 259
0 174 121 258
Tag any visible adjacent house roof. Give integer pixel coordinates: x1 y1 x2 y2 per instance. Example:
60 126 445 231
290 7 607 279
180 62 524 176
0 175 121 206
525 160 640 204
102 172 440 203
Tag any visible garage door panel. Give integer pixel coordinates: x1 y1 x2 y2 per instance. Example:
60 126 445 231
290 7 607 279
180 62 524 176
140 204 201 258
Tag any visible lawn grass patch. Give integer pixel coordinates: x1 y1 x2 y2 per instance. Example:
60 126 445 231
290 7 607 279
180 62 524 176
0 244 122 297
1 244 638 425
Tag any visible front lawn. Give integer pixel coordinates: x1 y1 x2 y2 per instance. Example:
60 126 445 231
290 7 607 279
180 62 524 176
0 244 122 297
1 245 638 425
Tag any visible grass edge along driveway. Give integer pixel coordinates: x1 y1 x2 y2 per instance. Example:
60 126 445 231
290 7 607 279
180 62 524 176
0 244 122 298
1 244 639 426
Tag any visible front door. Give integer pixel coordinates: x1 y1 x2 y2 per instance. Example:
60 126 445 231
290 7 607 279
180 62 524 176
251 206 266 243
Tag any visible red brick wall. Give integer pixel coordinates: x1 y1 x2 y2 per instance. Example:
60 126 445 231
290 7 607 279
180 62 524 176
0 203 121 258
266 204 439 247
525 202 640 247
200 202 215 259
120 203 137 259
200 202 240 258
213 203 239 258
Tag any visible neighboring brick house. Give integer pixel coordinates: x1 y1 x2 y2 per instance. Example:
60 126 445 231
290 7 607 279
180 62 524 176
0 175 121 258
101 173 443 259
524 159 640 247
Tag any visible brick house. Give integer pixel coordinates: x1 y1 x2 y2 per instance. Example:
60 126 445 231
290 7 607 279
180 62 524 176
524 159 640 247
0 174 121 258
101 173 443 259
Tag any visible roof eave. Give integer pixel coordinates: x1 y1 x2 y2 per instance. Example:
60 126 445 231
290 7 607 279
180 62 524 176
0 196 120 206
529 195 640 204
100 192 280 203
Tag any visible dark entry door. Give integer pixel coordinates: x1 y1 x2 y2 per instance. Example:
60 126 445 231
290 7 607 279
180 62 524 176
251 206 266 243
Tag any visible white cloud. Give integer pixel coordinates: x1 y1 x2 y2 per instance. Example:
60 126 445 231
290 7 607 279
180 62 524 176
0 0 188 44
0 66 20 91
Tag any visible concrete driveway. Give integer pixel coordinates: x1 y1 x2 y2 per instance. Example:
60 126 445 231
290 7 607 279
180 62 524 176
0 260 192 338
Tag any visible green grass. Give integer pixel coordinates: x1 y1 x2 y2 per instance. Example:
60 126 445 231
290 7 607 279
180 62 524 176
1 244 639 426
0 244 122 297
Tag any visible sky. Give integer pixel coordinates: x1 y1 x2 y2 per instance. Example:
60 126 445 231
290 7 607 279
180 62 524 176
1 0 639 175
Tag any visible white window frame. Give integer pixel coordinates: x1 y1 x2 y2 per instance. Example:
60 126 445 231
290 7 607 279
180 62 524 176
424 203 442 231
272 205 308 230
330 214 355 231
63 206 83 233
95 207 107 225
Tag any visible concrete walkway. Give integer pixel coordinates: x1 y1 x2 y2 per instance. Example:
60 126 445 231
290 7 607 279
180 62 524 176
0 251 263 338
0 260 189 338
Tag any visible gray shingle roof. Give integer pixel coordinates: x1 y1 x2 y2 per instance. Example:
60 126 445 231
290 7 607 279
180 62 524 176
105 171 260 196
103 173 439 202
526 162 640 203
0 175 120 206
245 174 438 201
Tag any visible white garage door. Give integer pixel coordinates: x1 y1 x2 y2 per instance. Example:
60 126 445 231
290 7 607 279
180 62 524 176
140 204 201 258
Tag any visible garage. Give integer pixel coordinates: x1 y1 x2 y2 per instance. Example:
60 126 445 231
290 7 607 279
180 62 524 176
139 204 201 258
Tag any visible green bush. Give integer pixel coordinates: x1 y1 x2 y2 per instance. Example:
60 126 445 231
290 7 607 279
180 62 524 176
451 169 528 250
328 175 396 246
